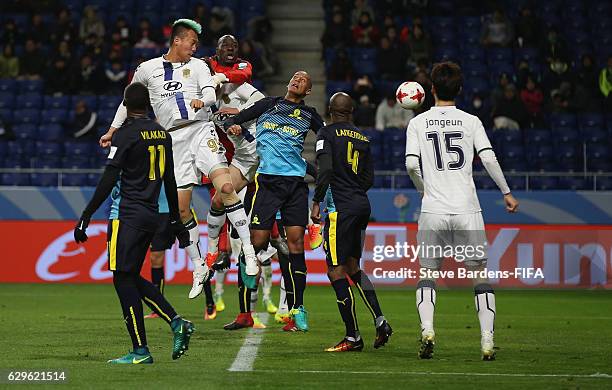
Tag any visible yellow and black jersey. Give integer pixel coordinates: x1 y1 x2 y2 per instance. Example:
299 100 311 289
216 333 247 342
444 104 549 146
313 122 373 215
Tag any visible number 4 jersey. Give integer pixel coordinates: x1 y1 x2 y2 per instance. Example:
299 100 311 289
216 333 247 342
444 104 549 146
405 105 493 214
108 117 174 232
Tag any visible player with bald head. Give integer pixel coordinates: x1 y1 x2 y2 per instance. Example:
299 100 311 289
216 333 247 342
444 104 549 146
311 92 393 352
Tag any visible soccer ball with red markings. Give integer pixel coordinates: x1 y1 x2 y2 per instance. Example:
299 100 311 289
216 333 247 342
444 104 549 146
395 81 425 110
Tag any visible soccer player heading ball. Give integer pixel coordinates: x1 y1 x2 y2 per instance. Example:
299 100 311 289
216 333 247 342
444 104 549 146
405 61 519 360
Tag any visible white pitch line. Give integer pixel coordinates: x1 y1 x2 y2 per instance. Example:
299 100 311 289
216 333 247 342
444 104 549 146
255 370 612 379
228 313 269 372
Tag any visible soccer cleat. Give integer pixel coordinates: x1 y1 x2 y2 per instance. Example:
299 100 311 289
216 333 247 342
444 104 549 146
481 331 496 361
171 318 195 360
107 349 153 364
291 306 309 332
275 312 291 324
205 252 218 268
245 252 259 276
308 224 323 249
325 337 364 352
252 312 266 329
223 312 254 330
212 251 231 271
214 293 225 312
374 320 393 349
188 264 210 299
282 318 298 332
418 330 435 359
264 298 278 314
144 312 159 319
204 303 217 320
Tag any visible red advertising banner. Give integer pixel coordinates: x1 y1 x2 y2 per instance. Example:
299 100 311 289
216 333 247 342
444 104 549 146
1 221 611 288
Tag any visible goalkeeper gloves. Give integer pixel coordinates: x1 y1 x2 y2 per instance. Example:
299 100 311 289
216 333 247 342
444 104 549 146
212 73 229 88
74 215 90 243
170 219 190 248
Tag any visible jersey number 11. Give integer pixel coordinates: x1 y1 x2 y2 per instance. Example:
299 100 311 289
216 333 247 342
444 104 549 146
147 145 166 180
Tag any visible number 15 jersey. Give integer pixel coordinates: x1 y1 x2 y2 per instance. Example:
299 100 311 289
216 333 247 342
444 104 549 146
405 105 493 215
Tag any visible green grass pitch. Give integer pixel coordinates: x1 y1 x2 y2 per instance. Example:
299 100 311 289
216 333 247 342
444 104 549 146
1 284 611 389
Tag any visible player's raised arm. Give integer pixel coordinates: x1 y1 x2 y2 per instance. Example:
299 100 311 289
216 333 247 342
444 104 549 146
224 97 274 135
405 120 424 194
192 60 217 110
473 118 518 212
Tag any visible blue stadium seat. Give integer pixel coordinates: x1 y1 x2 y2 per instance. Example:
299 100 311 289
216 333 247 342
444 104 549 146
35 141 63 156
163 0 187 12
62 156 91 169
0 79 16 93
29 173 58 187
506 176 526 190
351 48 378 76
503 159 527 172
14 109 41 124
87 173 101 186
462 62 488 78
0 141 6 158
326 81 352 97
44 95 70 109
0 108 13 123
461 16 482 30
132 47 158 60
501 143 524 160
579 113 604 131
98 109 117 126
31 157 61 169
62 173 90 186
462 77 489 97
586 143 608 160
550 112 577 129
97 95 122 110
530 176 559 190
373 176 385 188
488 62 515 81
17 79 44 93
487 48 513 63
596 176 612 191
38 124 64 141
0 92 15 109
86 0 112 11
70 95 98 110
559 177 589 190
5 140 32 157
555 128 579 144
525 128 550 144
474 175 496 190
63 141 93 157
514 47 539 63
581 128 607 143
434 46 458 62
589 159 611 172
13 124 38 140
19 93 42 109
557 143 577 160
394 175 413 189
42 109 68 124
1 173 30 186
115 0 135 12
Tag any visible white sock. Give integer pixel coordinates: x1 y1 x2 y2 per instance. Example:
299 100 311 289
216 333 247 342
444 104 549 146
416 280 436 334
215 270 225 295
278 277 288 314
475 284 496 334
206 207 226 253
230 236 241 261
225 201 255 256
184 218 204 268
250 288 258 310
262 262 273 301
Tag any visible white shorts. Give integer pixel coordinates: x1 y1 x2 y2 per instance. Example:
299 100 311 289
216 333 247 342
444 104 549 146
228 126 259 182
416 212 488 268
170 121 227 187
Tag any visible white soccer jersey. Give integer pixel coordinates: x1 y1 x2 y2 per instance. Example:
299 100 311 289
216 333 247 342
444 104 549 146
213 82 261 132
405 105 493 214
111 56 215 130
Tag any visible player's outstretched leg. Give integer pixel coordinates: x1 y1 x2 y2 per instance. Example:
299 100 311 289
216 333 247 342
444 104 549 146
285 226 308 331
416 278 437 359
474 282 496 361
110 271 153 364
133 275 194 360
326 266 363 352
178 192 209 299
261 257 277 314
224 255 256 330
348 264 392 349
145 251 165 319
203 280 217 320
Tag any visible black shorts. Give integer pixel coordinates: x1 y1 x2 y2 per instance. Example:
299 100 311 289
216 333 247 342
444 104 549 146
323 212 369 266
150 213 174 252
250 173 308 230
107 219 154 273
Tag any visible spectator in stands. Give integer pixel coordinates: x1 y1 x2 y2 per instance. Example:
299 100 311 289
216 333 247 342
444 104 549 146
104 60 128 94
413 69 433 114
515 6 539 48
111 16 132 49
75 54 103 94
248 16 279 75
27 13 48 43
352 74 376 103
206 8 234 46
69 100 98 140
0 44 19 78
321 12 352 52
481 9 514 47
0 19 21 46
407 24 432 65
79 6 105 42
134 18 160 49
18 39 44 80
109 31 129 62
352 11 379 47
599 56 612 111
520 76 544 126
54 40 74 65
541 28 568 67
550 82 574 113
45 58 72 95
353 95 376 127
351 0 375 27
328 48 353 81
378 36 403 80
193 3 210 28
492 84 526 130
375 92 414 130
490 72 511 105
51 8 77 45
575 54 601 109
240 39 272 78
469 93 492 128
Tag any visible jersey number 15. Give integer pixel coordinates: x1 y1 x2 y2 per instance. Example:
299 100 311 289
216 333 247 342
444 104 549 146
147 145 166 180
425 131 465 171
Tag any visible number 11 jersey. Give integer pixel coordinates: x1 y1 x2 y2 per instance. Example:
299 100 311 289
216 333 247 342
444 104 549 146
405 105 493 215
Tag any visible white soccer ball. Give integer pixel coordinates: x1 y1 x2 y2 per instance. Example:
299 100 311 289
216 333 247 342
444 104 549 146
395 81 426 110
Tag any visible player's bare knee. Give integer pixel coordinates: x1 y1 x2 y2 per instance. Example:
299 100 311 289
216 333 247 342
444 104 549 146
211 193 224 210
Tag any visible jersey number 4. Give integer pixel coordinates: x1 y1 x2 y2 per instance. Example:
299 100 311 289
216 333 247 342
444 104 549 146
425 131 465 170
347 141 360 174
147 145 166 180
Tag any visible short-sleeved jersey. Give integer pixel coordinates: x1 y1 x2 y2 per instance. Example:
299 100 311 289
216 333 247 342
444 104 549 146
316 122 372 215
108 117 173 232
228 97 324 177
111 56 215 130
208 57 252 84
405 105 493 214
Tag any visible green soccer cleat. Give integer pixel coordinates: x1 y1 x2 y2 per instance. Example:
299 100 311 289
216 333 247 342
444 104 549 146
418 330 435 359
264 298 278 314
171 318 195 360
291 306 309 332
107 349 153 365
